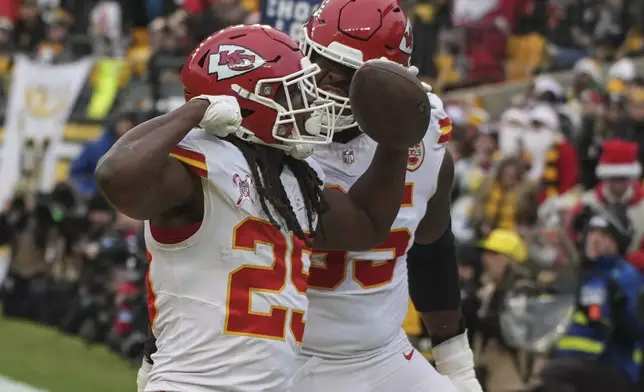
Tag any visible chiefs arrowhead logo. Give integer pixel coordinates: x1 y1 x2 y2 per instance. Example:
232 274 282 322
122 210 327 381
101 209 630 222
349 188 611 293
208 44 266 81
407 141 424 172
398 20 413 55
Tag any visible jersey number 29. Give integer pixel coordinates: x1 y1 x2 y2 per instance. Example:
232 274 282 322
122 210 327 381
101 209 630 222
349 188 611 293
224 218 309 343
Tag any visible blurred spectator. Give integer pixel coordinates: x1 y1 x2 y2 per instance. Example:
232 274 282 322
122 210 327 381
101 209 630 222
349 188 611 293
498 107 529 158
615 78 644 166
35 8 73 62
543 209 643 392
473 228 531 392
410 0 451 80
0 16 14 51
147 17 185 115
470 157 537 237
90 1 124 57
1 184 86 323
587 0 630 61
546 0 591 69
211 0 250 28
70 111 137 197
453 110 495 197
527 104 578 203
577 93 621 190
607 58 637 96
572 58 604 99
13 0 45 52
569 139 644 253
0 0 18 21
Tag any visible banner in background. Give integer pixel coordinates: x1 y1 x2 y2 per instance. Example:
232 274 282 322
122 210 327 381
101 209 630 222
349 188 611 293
260 0 320 41
0 55 93 206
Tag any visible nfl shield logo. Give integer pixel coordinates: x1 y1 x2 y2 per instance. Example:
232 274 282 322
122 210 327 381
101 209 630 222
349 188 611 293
342 149 355 165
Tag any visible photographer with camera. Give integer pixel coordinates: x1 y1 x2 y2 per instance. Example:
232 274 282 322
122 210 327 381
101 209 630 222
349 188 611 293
534 208 644 392
59 208 148 362
1 184 86 323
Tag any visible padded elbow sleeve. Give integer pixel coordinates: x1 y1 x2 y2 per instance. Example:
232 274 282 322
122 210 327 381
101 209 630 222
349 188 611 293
407 223 461 312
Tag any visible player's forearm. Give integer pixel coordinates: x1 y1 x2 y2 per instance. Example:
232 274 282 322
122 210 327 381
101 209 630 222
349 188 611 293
421 311 463 343
96 101 204 194
348 145 408 243
408 223 464 343
314 146 408 251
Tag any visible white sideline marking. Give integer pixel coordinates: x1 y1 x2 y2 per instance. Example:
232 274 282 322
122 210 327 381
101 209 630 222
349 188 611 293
0 375 47 392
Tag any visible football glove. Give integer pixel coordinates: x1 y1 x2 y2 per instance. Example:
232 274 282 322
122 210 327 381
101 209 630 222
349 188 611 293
432 331 483 392
137 358 152 392
191 95 242 137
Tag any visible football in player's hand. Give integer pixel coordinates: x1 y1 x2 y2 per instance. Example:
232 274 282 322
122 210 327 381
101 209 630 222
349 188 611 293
349 59 430 149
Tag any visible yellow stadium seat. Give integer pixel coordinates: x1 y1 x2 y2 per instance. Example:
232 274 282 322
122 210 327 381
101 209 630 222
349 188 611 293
434 54 461 88
132 28 150 47
506 33 546 81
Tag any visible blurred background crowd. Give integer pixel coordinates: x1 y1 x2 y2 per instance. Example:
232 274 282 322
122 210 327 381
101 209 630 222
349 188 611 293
2 1 644 392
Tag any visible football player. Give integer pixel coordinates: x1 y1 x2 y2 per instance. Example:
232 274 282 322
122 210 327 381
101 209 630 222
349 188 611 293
292 1 483 391
97 25 418 392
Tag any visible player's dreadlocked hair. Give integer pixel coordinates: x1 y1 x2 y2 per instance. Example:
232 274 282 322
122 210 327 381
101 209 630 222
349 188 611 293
224 136 329 245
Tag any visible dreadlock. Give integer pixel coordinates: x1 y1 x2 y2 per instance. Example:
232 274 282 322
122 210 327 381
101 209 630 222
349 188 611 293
224 136 329 245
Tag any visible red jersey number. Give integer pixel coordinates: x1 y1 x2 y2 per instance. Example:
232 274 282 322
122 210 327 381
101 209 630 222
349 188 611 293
224 218 309 343
309 183 414 290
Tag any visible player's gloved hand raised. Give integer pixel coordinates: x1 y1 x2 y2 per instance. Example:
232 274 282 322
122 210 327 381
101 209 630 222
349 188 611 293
191 95 242 137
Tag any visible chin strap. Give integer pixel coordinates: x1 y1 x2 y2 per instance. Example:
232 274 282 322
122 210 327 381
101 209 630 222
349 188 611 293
236 130 313 160
432 331 483 392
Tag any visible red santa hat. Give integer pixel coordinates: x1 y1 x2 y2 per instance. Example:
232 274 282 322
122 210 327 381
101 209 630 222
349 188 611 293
596 139 641 179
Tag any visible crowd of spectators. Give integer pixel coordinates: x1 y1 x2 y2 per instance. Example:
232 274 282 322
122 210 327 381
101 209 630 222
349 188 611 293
436 56 644 390
2 1 644 392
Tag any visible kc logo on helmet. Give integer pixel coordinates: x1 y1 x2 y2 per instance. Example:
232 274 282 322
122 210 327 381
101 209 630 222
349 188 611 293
209 44 266 81
398 20 413 55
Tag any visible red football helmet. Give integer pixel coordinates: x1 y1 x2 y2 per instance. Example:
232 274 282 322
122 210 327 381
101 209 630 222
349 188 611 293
300 0 413 130
181 24 336 156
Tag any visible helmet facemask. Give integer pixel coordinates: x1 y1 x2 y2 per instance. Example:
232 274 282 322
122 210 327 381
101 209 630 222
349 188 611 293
231 57 338 158
300 28 359 132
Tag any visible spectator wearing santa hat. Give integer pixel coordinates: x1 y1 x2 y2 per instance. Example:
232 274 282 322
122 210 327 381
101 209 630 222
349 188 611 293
569 139 644 253
524 104 578 204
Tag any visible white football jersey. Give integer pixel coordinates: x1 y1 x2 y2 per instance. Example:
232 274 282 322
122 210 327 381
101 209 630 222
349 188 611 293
145 130 323 392
302 93 451 358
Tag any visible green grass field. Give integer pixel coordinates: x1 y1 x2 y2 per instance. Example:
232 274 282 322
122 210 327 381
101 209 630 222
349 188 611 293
0 317 137 392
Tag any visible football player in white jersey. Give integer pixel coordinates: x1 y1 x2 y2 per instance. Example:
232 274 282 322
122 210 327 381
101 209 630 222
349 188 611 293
292 1 483 391
96 25 422 392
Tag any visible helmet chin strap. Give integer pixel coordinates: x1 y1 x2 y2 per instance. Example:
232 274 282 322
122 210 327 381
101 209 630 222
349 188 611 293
234 129 313 160
332 115 358 132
